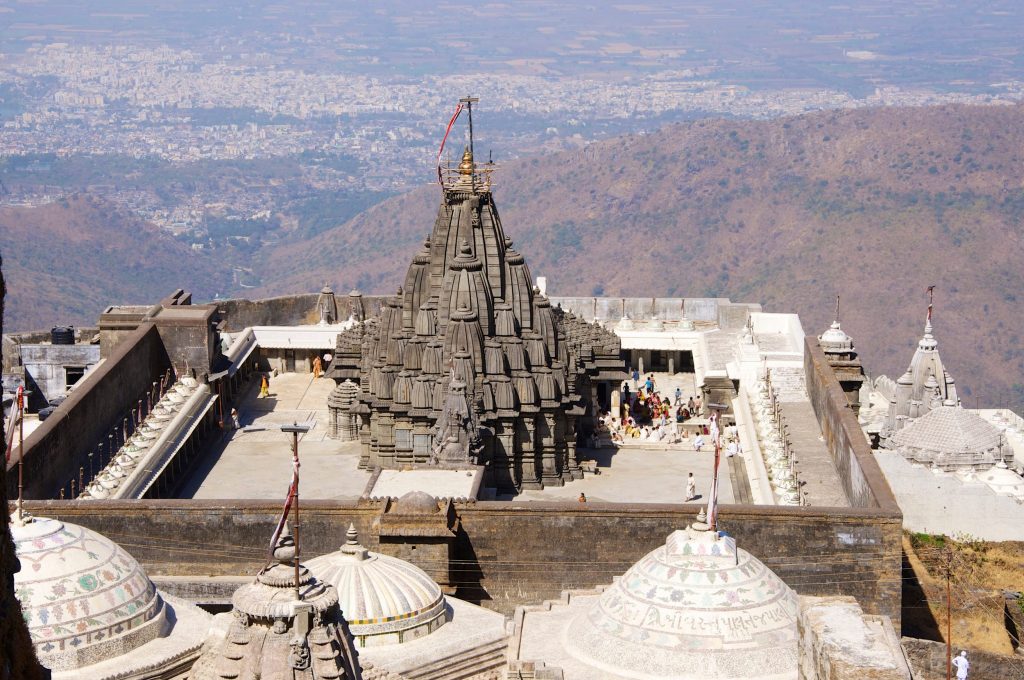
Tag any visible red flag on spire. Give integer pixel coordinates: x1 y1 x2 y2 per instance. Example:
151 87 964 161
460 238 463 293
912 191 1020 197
437 103 465 184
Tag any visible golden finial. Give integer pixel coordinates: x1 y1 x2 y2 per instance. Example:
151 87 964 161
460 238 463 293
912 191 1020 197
458 146 474 175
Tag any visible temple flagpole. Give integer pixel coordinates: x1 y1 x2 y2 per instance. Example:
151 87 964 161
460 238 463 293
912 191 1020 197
706 402 727 534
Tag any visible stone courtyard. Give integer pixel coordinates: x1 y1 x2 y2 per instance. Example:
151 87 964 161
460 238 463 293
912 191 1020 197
178 373 370 499
178 371 742 504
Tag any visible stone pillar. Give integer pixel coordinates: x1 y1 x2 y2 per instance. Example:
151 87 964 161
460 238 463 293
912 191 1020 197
375 412 396 468
518 415 543 490
610 389 621 422
493 419 518 494
358 419 372 470
564 414 583 480
540 412 564 487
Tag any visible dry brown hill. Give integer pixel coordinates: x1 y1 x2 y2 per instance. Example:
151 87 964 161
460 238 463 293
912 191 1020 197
261 104 1024 411
0 195 232 331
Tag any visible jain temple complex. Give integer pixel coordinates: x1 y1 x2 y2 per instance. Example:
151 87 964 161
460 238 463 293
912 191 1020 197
3 112 1024 680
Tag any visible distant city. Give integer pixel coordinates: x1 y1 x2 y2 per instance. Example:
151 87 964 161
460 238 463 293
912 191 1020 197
2 1 1024 243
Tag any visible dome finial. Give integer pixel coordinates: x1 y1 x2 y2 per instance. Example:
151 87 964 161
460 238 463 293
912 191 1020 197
340 522 369 560
458 146 474 175
272 521 296 565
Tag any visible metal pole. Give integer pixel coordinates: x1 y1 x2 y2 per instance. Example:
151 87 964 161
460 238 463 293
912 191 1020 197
291 429 301 601
459 96 479 192
17 388 24 517
946 549 952 680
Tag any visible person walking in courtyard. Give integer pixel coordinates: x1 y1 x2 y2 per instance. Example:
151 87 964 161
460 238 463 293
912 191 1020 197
231 407 241 430
312 354 323 378
693 433 705 452
685 472 696 501
952 651 969 679
259 374 270 398
675 386 682 403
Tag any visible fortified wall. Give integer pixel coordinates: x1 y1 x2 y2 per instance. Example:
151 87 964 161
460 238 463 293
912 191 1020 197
216 292 388 331
9 323 173 498
804 336 898 510
22 496 903 625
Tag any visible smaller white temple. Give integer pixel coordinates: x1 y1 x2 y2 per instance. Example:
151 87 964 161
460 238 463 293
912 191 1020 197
883 307 958 440
891 402 1010 470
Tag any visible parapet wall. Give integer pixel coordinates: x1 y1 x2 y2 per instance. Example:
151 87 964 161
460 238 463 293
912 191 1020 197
548 296 760 329
21 498 903 626
8 324 171 499
804 336 900 511
216 293 388 331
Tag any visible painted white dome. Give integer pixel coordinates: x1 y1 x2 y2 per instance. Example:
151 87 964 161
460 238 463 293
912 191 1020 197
11 515 168 672
307 525 446 646
564 523 798 679
819 320 853 352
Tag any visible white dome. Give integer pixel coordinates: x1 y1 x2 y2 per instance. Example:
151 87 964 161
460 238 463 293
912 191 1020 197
306 525 446 646
12 515 168 672
819 320 853 352
564 525 798 679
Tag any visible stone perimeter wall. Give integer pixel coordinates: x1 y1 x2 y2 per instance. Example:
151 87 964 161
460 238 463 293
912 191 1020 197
6 324 171 499
804 336 900 511
216 293 388 331
17 498 903 625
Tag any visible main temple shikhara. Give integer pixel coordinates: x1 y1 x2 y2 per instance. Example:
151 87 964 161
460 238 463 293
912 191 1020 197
327 135 623 493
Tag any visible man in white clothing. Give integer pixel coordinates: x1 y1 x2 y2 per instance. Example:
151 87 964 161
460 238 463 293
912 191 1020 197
951 651 969 679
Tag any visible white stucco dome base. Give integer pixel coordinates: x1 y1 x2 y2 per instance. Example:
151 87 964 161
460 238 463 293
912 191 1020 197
563 526 798 680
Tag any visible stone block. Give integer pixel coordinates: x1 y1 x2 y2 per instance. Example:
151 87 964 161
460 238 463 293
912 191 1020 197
798 595 910 680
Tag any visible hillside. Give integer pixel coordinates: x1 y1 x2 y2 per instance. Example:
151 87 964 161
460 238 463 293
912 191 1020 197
0 196 232 331
260 103 1024 412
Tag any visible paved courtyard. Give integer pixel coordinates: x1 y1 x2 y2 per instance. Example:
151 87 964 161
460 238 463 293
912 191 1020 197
179 372 739 505
512 445 736 505
178 374 370 500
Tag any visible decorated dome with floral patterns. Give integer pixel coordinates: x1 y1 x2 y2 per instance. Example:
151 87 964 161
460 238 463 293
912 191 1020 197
12 515 168 671
564 524 798 679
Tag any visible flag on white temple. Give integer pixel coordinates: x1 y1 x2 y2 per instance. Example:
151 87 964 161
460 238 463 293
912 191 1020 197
268 458 299 559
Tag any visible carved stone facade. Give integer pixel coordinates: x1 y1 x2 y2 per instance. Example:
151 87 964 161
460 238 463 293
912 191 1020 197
328 147 623 493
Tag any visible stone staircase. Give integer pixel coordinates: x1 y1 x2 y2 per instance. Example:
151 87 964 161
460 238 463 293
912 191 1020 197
769 366 809 402
403 638 507 680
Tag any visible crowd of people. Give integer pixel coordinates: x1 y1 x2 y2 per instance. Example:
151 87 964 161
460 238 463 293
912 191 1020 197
593 371 743 456
590 372 708 445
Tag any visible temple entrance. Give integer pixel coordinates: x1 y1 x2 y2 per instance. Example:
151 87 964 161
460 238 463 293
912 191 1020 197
596 382 610 412
623 349 695 375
